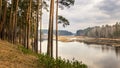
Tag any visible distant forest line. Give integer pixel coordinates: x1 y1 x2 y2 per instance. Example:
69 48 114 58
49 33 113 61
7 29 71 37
39 29 73 36
76 22 120 38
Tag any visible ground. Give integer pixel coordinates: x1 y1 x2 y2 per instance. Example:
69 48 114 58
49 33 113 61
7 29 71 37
0 40 41 68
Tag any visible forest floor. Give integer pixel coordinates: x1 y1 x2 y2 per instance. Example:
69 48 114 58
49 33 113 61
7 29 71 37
0 40 42 68
58 36 120 47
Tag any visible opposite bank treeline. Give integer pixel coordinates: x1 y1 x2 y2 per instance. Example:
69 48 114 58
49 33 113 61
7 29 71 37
76 22 120 38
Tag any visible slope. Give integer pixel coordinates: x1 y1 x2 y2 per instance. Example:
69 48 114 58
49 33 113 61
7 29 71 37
0 40 41 68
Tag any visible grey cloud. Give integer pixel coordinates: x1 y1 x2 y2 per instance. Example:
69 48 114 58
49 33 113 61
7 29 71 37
98 0 120 18
95 16 111 21
75 0 92 6
69 17 96 23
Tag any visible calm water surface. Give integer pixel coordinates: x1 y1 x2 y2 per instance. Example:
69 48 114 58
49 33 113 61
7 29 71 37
38 40 120 68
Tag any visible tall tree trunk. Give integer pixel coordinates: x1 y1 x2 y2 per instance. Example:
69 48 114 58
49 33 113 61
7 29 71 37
34 16 37 52
12 12 16 43
9 0 13 42
13 0 19 44
25 8 29 48
32 16 35 52
25 21 28 47
39 0 43 54
0 1 7 39
12 0 19 43
47 0 54 57
36 0 39 53
19 17 22 44
55 0 58 58
27 0 32 49
0 0 2 10
0 0 1 39
0 0 2 25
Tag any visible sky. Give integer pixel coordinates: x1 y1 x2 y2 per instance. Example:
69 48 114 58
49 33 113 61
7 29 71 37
41 0 120 33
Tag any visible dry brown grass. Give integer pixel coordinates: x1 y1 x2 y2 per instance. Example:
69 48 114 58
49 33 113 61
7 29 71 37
58 36 73 42
0 40 41 68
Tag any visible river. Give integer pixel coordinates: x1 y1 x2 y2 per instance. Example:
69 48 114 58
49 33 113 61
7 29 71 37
38 40 120 68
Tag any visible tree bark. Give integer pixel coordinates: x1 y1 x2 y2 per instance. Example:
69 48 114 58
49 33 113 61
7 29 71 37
13 0 19 44
0 1 7 39
27 0 32 49
0 1 7 36
47 0 54 57
36 0 39 53
55 0 59 58
9 5 13 42
0 0 2 25
39 0 43 54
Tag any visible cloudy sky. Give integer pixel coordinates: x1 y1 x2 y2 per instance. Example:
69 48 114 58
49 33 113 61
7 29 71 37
42 0 120 33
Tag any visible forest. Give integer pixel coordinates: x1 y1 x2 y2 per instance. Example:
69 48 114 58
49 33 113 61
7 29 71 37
0 0 87 68
0 0 73 56
76 22 120 38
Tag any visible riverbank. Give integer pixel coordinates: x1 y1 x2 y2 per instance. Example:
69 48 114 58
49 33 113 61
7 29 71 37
58 36 120 47
0 39 87 68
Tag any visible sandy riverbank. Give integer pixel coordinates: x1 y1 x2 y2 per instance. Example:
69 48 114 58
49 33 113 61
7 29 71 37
58 36 120 47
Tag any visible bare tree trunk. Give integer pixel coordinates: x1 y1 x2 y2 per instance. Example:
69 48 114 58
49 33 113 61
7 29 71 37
19 14 22 44
0 0 2 25
39 0 43 54
34 16 37 52
12 0 19 43
0 0 2 20
9 6 13 42
0 0 2 39
13 0 19 44
25 22 28 47
27 0 32 49
36 0 39 53
55 0 58 58
47 0 54 57
0 1 7 39
0 0 1 9
25 8 29 48
12 12 16 43
32 16 35 52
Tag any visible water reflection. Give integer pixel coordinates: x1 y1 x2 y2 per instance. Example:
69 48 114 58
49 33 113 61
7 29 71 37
84 43 120 59
115 47 120 58
38 40 120 68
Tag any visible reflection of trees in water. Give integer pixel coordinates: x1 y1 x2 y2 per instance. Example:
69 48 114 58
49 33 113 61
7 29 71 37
81 42 120 58
85 43 112 52
90 44 120 58
78 42 120 58
115 47 120 58
101 45 111 52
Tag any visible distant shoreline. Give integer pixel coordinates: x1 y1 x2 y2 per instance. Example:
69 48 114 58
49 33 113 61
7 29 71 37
58 36 120 47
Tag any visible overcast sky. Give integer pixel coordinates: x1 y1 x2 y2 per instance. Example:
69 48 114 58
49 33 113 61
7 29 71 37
41 0 120 33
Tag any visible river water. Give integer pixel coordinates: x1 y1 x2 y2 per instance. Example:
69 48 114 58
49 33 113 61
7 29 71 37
38 40 120 68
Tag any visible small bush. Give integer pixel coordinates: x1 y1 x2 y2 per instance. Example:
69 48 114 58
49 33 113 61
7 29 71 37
17 46 87 68
38 54 88 68
18 45 33 54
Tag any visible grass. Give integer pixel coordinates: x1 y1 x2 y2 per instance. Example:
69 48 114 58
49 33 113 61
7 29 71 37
18 45 87 68
0 40 41 68
18 45 34 54
0 40 87 68
37 54 87 68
